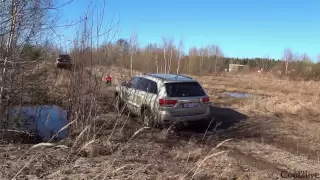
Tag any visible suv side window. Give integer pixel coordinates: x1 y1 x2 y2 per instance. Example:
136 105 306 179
127 77 140 88
135 78 158 94
136 78 149 91
146 80 158 94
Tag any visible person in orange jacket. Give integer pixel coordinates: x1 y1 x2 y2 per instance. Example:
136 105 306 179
105 74 112 86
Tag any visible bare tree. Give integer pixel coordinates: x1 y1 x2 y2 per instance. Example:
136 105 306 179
167 38 174 74
152 45 159 73
155 53 159 73
176 39 184 74
207 45 215 74
283 48 293 75
0 0 56 106
259 55 273 73
300 52 311 62
128 31 138 77
162 37 174 74
188 47 198 74
199 47 205 72
162 37 167 74
214 45 223 74
0 0 18 103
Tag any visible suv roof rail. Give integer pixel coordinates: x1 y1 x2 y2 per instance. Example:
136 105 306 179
143 73 194 81
145 73 166 80
174 74 193 79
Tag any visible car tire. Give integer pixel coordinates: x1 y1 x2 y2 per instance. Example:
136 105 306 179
141 108 155 127
114 95 124 114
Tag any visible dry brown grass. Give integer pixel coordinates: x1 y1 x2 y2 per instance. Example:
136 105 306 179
2 67 320 180
199 72 320 96
196 72 320 118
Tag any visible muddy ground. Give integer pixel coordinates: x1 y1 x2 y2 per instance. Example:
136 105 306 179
1 67 320 180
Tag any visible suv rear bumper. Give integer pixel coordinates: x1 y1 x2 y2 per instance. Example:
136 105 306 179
156 106 211 123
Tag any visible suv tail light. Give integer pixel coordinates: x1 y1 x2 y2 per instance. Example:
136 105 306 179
201 96 210 104
159 98 177 107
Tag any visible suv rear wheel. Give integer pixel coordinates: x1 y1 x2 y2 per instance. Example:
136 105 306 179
114 95 124 114
141 108 155 127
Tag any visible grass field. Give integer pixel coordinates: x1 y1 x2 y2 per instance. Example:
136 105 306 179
1 66 320 180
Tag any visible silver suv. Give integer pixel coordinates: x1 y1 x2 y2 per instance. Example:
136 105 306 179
114 73 211 127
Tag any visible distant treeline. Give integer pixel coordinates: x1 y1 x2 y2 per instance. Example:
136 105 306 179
24 38 320 81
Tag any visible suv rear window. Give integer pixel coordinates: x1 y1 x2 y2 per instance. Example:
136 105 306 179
165 82 206 97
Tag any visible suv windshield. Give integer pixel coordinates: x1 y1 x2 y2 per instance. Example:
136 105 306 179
58 55 71 61
165 82 206 97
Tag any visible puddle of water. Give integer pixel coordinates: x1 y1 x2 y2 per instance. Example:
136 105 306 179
224 91 252 98
8 105 69 141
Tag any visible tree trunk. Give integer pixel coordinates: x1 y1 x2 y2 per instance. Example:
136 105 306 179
163 47 167 74
167 47 173 74
176 58 180 74
214 55 218 74
155 55 159 73
0 0 17 105
285 61 288 75
130 53 133 77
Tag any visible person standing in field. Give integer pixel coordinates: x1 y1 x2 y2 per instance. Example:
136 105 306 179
105 74 112 86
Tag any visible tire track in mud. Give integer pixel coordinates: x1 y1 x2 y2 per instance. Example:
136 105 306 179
169 129 288 177
216 116 320 164
220 129 320 163
172 124 319 179
220 146 306 180
262 137 320 162
228 147 285 173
